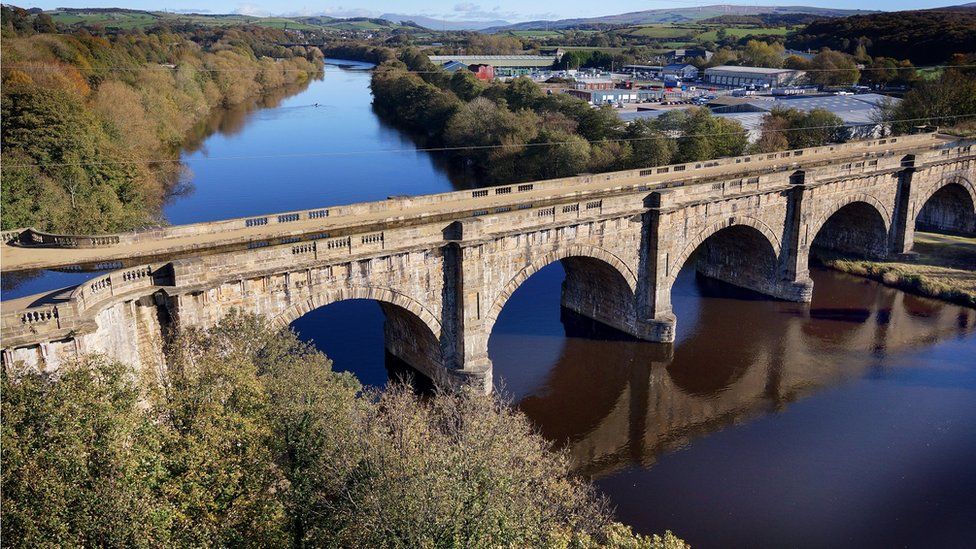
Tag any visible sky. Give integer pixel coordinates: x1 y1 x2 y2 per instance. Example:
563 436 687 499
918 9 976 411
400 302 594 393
21 0 964 22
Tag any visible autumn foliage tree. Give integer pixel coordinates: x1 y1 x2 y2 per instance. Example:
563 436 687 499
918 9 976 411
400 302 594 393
1 17 322 232
2 313 689 548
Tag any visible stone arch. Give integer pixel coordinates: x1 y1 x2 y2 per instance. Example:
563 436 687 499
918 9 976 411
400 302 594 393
913 175 976 235
270 285 441 338
808 193 893 244
668 216 782 281
484 244 637 334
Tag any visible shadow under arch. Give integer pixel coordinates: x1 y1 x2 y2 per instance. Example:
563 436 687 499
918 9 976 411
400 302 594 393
811 200 890 260
284 291 443 389
485 246 639 340
667 223 783 303
915 177 976 235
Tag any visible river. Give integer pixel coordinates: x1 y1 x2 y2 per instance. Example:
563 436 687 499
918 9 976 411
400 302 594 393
5 61 976 547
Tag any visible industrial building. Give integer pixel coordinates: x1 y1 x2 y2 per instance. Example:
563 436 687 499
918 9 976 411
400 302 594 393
622 65 664 78
574 77 615 90
712 93 900 140
662 64 699 80
620 92 900 142
666 48 713 63
564 88 662 105
704 66 805 88
428 55 559 78
427 55 557 69
440 61 496 81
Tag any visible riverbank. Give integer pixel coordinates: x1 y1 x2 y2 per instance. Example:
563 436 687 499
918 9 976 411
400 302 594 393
1 27 323 234
822 232 976 307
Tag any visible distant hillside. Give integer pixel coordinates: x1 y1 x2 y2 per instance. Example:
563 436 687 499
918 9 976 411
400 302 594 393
43 8 426 32
379 13 509 31
485 4 876 32
789 6 976 65
699 13 828 26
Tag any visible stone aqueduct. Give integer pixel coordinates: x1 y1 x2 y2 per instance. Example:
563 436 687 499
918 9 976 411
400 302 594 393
2 133 974 391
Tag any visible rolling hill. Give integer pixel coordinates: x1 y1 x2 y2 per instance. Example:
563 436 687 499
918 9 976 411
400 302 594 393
378 13 509 31
484 4 878 32
43 8 424 32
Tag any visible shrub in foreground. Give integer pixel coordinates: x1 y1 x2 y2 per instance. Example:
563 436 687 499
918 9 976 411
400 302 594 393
2 313 687 548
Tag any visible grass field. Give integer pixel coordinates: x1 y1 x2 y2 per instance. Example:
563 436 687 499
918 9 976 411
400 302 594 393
612 22 794 43
50 11 163 29
824 232 976 308
557 45 632 53
619 25 698 39
697 26 792 41
507 30 565 38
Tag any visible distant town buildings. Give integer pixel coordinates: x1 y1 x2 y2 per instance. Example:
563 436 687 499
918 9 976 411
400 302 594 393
427 54 897 140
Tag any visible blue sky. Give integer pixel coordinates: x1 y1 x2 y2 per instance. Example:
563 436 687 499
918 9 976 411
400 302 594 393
24 1 962 22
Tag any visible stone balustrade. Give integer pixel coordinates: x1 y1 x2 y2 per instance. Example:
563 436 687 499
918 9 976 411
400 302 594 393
2 134 945 254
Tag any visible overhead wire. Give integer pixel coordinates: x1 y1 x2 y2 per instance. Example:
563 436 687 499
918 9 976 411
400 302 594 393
4 62 974 75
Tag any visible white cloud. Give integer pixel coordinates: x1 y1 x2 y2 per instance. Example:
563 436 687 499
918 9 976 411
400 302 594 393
317 6 380 18
448 3 518 21
233 3 269 16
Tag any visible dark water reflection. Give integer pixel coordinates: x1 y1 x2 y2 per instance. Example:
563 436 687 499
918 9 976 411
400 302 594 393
494 266 976 548
297 263 975 548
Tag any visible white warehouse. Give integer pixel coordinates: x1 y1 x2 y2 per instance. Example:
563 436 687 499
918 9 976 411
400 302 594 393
704 66 805 88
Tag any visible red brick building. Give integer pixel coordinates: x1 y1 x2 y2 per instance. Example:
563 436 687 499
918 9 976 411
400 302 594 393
468 64 495 81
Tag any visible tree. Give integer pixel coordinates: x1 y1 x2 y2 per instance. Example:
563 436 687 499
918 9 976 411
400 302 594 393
505 76 543 111
806 49 860 87
624 119 675 168
150 315 289 547
2 357 171 547
783 55 811 71
2 314 687 548
588 139 633 173
754 107 845 151
324 383 611 548
753 111 791 153
32 12 56 33
740 40 785 68
449 69 487 101
660 108 747 163
568 103 623 142
705 47 737 68
1 84 150 232
444 97 538 170
891 69 976 133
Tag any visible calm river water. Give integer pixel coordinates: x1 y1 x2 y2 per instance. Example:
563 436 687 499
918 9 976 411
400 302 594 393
6 62 976 548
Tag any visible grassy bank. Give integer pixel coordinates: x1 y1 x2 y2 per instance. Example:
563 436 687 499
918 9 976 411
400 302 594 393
822 232 976 307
